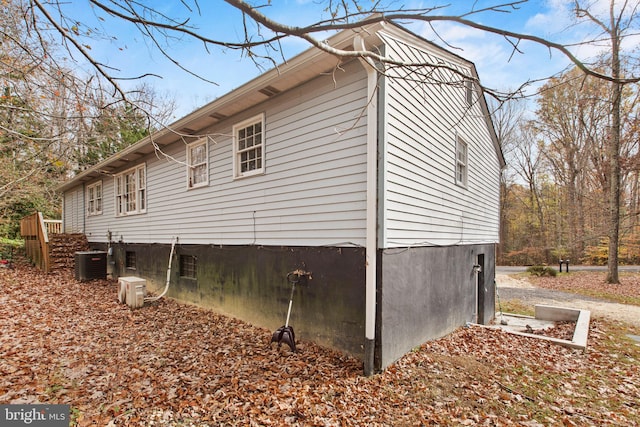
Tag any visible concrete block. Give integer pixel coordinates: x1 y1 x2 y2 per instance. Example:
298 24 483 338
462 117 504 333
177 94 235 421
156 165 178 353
535 304 580 321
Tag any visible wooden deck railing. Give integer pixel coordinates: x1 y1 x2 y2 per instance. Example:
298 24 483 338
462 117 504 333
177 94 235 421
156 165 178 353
20 213 62 272
44 219 62 235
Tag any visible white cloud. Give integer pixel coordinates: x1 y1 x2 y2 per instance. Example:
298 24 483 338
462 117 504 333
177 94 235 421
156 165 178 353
417 20 569 96
525 0 573 34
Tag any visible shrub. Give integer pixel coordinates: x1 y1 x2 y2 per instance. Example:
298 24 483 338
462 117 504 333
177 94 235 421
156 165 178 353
526 265 557 277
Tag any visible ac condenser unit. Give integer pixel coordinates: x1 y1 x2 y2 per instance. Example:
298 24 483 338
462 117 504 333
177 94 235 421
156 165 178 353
75 251 107 281
118 276 146 309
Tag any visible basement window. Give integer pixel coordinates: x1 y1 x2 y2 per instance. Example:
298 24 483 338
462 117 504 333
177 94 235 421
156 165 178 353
125 251 137 270
180 255 197 279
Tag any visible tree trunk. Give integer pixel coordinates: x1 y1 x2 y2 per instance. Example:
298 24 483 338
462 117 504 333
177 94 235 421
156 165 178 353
606 3 621 284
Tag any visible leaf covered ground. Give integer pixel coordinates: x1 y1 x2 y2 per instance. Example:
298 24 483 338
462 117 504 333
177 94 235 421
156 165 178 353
531 271 640 305
1 263 639 426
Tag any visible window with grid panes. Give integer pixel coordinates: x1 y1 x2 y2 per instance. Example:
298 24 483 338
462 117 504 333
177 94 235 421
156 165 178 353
125 251 137 270
233 114 264 178
180 255 197 279
187 139 208 188
455 137 468 188
115 164 146 216
87 181 102 215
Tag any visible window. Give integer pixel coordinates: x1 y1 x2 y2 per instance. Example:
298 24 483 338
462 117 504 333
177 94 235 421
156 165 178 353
456 137 468 187
115 164 146 216
87 181 102 215
180 255 197 279
187 139 208 188
464 79 474 106
125 251 137 270
233 113 264 178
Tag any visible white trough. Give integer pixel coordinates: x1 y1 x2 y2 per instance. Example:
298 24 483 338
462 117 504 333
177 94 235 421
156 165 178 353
491 304 591 351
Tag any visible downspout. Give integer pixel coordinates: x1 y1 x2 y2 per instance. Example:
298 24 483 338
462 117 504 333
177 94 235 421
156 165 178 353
354 35 379 376
82 183 86 233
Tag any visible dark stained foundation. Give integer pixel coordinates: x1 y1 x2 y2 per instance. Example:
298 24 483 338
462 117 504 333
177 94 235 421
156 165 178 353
91 242 495 371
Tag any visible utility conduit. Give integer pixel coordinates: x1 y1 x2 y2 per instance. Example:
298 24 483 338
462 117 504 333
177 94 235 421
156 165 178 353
145 236 178 302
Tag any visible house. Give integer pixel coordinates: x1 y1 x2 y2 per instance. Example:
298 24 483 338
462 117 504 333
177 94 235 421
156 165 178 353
57 20 504 374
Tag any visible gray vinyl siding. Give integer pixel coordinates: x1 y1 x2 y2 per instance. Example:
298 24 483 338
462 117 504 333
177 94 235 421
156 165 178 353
83 178 113 242
82 60 369 246
380 33 501 247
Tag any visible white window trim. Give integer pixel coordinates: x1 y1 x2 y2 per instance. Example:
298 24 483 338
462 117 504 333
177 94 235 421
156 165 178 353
455 136 468 188
186 138 209 189
87 181 103 216
233 113 265 179
114 163 147 217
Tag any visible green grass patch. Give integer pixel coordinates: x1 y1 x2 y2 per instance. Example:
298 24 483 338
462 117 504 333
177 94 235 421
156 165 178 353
497 299 535 316
568 287 640 306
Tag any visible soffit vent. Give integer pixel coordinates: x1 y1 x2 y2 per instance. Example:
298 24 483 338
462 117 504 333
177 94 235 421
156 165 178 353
209 112 228 121
258 85 281 97
179 127 196 134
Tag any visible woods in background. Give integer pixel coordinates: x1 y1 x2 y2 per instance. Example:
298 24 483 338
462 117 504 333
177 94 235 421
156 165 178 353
499 59 640 266
0 0 174 237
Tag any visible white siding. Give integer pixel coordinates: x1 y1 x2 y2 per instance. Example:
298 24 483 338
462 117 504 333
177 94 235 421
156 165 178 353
82 177 113 242
379 33 501 247
82 60 369 246
63 186 84 233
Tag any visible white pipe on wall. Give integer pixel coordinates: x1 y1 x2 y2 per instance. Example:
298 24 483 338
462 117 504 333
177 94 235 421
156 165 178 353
354 35 380 376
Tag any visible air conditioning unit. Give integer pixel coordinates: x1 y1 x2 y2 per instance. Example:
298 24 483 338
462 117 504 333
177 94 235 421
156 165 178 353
75 251 107 281
118 276 146 309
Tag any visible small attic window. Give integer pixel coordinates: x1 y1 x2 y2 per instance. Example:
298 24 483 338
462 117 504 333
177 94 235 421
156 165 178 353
455 136 468 188
464 79 473 106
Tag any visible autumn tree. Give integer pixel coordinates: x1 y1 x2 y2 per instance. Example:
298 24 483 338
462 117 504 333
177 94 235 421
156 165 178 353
0 0 175 236
0 0 65 236
534 67 607 260
491 97 529 262
572 0 640 282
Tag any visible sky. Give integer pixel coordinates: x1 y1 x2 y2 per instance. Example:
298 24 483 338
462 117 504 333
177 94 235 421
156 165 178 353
51 0 637 120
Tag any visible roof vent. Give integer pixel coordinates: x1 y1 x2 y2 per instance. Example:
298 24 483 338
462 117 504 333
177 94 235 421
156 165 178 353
209 112 228 121
259 85 281 97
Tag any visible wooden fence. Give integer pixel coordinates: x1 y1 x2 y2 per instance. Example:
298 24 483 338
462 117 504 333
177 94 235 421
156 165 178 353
20 213 62 272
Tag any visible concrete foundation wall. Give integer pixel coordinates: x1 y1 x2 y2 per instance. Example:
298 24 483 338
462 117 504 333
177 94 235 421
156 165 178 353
97 243 367 359
377 243 496 369
92 241 495 369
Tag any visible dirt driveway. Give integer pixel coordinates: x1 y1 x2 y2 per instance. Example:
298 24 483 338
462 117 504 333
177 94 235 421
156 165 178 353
496 274 640 327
